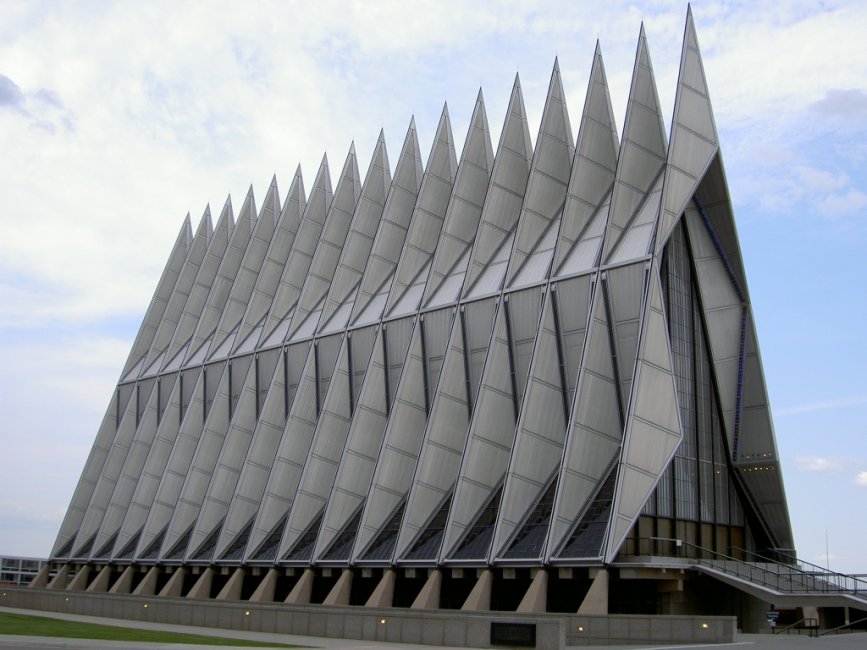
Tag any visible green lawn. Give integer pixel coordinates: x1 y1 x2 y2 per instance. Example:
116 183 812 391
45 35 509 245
0 611 308 647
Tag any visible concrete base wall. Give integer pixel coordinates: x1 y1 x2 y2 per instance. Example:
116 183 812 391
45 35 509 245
566 613 735 645
0 586 736 648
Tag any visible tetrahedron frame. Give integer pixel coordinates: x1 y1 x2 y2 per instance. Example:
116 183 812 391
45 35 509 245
52 9 793 599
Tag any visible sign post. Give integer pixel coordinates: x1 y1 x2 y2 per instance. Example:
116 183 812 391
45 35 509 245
766 608 780 632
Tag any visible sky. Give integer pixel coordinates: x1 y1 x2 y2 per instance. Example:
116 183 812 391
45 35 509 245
0 1 865 574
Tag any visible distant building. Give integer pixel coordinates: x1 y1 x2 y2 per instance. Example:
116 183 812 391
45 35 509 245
1 556 49 587
45 9 859 630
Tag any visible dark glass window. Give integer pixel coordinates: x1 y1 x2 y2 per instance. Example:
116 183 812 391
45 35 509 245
502 478 558 559
219 518 254 561
164 525 193 561
250 513 288 562
73 533 96 559
55 537 75 559
139 527 167 560
283 509 324 562
190 520 223 562
558 468 616 558
404 494 452 561
449 486 502 560
115 530 141 560
93 531 118 559
321 504 364 561
361 500 406 561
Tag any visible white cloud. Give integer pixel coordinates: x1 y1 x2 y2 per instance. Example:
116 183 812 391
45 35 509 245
3 2 865 332
794 457 843 474
817 188 867 217
1 0 866 566
856 472 867 487
776 395 867 416
811 88 867 120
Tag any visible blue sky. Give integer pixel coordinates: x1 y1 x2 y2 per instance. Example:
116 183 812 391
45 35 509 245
1 1 865 573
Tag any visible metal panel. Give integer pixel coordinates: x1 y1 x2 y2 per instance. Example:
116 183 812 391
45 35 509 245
355 323 424 559
314 317 414 560
141 212 212 374
602 26 667 264
98 372 181 559
655 9 720 254
547 282 622 557
258 156 333 345
287 142 369 339
52 216 195 556
214 349 289 560
351 120 425 325
605 262 646 407
608 173 663 264
492 291 568 558
279 325 376 559
186 353 261 560
208 178 282 358
159 358 237 561
463 75 532 297
318 130 395 331
120 216 192 380
231 168 306 354
554 275 593 405
111 368 199 559
443 305 519 558
160 200 233 372
385 107 457 317
69 381 149 557
465 231 513 298
555 196 609 278
553 43 618 276
395 299 496 559
422 91 494 309
510 221 559 288
84 375 167 559
245 339 325 559
605 264 683 562
184 191 255 365
506 60 574 288
133 363 215 560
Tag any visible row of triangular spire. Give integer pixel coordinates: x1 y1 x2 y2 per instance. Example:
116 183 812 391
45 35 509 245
52 8 792 572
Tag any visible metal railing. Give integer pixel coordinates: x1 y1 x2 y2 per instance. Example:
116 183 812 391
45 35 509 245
773 617 819 637
819 615 867 636
622 537 867 598
730 546 867 595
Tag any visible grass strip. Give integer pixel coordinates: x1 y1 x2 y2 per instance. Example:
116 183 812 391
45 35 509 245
0 611 307 647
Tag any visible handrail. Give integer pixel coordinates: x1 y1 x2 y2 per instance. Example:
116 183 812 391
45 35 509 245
729 546 867 594
819 615 867 636
622 537 867 597
773 617 818 637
